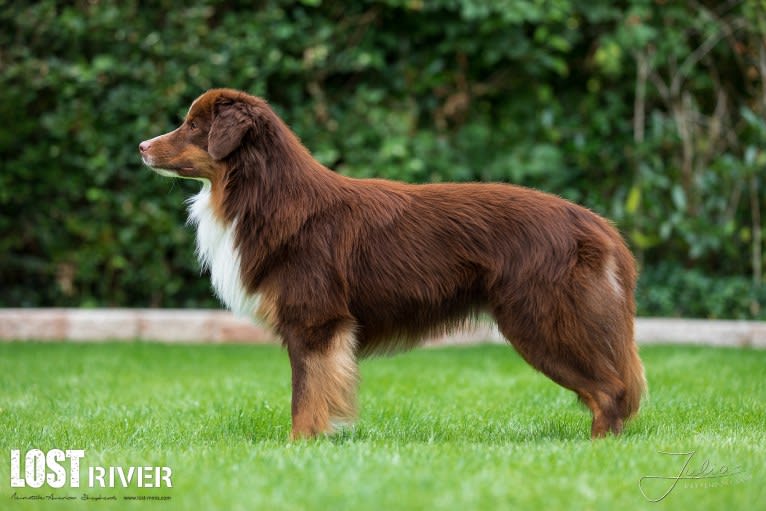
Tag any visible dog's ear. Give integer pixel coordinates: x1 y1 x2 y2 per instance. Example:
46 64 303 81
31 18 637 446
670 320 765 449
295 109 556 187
208 99 252 160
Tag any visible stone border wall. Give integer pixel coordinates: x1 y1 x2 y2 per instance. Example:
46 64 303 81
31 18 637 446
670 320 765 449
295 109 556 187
1 309 765 348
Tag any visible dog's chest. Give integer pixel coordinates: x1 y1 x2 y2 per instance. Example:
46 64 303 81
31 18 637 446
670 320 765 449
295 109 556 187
187 187 261 318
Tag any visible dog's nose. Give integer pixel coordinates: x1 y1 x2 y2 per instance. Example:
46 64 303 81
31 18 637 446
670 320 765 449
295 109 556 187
139 141 151 153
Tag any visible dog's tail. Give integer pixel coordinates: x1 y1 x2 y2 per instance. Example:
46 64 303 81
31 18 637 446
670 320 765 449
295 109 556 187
616 317 647 420
610 242 647 421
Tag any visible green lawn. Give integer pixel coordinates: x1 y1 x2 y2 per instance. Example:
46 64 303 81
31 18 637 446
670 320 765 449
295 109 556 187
0 342 763 510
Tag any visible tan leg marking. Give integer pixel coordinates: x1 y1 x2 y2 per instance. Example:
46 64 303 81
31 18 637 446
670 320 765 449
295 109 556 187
291 326 359 439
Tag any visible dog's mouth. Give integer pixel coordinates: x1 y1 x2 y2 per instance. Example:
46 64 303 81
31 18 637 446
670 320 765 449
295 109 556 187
150 167 181 178
144 161 194 178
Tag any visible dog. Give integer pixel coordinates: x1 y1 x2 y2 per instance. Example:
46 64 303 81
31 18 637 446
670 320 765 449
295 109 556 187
139 88 646 439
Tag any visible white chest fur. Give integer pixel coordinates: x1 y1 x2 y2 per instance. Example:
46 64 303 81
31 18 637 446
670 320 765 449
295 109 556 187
187 185 261 318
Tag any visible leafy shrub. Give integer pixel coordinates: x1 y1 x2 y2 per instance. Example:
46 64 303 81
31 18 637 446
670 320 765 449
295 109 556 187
637 263 765 320
1 0 763 318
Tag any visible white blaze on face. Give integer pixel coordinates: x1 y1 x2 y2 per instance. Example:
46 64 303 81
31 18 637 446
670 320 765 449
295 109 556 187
187 183 261 318
186 95 203 120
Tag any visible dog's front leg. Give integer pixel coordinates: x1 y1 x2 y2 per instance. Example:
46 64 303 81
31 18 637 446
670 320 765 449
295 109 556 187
286 325 359 440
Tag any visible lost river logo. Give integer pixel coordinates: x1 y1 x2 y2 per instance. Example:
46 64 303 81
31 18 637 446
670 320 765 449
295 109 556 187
8 449 172 503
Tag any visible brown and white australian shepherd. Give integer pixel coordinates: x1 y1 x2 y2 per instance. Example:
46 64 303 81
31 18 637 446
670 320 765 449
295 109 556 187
139 88 646 439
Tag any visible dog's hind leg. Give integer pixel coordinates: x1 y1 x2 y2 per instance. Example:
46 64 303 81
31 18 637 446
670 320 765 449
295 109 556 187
285 323 359 440
492 290 628 438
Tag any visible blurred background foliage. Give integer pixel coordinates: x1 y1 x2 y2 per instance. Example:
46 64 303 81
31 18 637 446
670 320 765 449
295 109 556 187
1 0 765 318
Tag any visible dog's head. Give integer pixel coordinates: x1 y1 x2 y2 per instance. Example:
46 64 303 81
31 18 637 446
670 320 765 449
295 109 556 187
139 88 271 182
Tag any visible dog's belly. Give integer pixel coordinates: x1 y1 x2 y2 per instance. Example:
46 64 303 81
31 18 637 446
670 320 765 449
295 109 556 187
349 273 487 353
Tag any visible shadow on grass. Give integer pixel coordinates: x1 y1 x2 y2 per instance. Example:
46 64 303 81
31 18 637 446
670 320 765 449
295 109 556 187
251 416 603 445
208 397 662 445
208 409 595 445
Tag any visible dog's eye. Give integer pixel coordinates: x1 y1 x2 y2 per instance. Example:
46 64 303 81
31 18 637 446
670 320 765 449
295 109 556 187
189 121 197 130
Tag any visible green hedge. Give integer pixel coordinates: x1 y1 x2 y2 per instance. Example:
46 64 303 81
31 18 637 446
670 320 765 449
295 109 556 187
1 0 764 318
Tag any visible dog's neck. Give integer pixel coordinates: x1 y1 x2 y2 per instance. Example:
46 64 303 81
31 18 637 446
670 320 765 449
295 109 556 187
187 133 347 310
